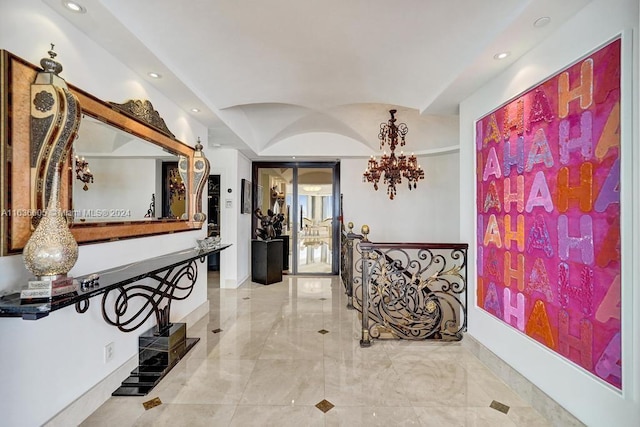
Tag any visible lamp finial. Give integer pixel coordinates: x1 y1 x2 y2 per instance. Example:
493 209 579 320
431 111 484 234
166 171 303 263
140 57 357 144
41 43 63 75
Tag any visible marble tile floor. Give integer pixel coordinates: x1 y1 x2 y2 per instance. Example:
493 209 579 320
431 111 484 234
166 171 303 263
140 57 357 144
81 274 551 426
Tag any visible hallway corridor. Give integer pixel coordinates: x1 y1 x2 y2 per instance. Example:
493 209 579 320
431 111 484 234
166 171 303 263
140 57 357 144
81 275 552 426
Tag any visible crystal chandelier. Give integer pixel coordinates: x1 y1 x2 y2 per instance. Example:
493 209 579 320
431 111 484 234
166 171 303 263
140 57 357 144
363 109 424 199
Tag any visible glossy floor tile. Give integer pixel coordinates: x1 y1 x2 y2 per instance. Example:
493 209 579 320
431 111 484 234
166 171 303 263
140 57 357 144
80 273 550 426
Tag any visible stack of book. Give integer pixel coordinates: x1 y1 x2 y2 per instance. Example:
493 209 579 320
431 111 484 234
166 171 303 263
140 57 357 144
20 276 78 303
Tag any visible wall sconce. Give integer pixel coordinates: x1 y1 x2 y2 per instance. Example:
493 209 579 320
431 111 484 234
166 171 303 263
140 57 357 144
75 155 94 190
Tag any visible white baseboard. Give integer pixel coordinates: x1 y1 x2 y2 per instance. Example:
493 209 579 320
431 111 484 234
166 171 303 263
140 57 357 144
44 300 211 426
44 356 138 427
462 334 585 427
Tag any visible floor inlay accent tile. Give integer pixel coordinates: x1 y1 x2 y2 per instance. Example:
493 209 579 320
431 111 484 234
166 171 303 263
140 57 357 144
319 298 327 300
318 329 330 335
315 399 334 413
142 397 162 410
211 328 223 334
243 297 251 300
490 400 510 414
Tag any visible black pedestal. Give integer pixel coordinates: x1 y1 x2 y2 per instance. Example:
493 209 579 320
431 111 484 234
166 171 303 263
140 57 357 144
279 235 290 271
112 323 199 396
251 239 283 285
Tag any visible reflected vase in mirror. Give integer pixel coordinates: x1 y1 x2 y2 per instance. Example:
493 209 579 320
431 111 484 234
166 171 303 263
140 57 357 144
23 166 79 279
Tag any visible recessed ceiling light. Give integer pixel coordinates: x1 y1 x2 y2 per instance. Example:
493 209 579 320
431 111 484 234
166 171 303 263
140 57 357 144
494 51 510 60
191 108 200 113
148 72 162 79
292 156 296 159
533 16 551 28
63 1 86 13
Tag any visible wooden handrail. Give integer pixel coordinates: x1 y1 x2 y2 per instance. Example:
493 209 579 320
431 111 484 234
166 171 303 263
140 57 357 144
360 242 468 250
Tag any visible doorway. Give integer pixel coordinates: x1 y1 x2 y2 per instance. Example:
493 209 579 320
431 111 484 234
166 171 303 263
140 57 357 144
252 162 340 275
207 175 220 271
161 161 186 219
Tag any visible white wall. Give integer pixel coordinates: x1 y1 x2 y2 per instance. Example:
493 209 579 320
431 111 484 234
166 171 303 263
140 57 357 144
73 157 157 220
0 1 208 425
237 153 253 284
206 148 252 288
340 152 461 243
459 0 639 425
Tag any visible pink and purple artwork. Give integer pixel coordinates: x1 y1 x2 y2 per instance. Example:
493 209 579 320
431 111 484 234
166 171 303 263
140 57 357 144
475 38 621 389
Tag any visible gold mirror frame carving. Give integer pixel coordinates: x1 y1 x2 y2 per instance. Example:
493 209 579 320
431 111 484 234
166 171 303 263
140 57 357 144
109 99 176 139
0 50 206 256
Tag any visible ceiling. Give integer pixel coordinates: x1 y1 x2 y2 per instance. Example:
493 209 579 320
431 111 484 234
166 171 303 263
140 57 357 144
43 0 591 159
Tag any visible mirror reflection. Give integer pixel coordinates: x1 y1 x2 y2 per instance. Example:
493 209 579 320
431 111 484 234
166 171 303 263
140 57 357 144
72 115 186 222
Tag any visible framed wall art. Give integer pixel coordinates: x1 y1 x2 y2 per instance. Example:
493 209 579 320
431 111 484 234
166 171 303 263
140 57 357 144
241 178 252 214
256 184 264 211
475 38 622 389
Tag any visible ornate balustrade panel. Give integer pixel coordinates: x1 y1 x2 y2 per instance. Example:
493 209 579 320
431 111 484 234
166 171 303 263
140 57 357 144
340 228 349 296
351 237 364 311
340 223 364 310
358 242 468 346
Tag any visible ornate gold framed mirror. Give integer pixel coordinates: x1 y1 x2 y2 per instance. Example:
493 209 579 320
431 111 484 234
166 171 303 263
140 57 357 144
0 50 207 256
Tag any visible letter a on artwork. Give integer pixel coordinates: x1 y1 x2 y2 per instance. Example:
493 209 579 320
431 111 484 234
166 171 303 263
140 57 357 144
483 146 502 181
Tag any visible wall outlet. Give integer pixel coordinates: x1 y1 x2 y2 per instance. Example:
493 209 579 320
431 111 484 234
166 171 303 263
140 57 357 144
104 342 115 363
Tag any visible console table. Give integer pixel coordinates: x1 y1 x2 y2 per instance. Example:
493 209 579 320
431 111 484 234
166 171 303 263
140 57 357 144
0 245 230 322
0 244 231 396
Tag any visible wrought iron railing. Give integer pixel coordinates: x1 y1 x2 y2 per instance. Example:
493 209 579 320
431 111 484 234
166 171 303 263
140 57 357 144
340 222 364 309
341 224 468 347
